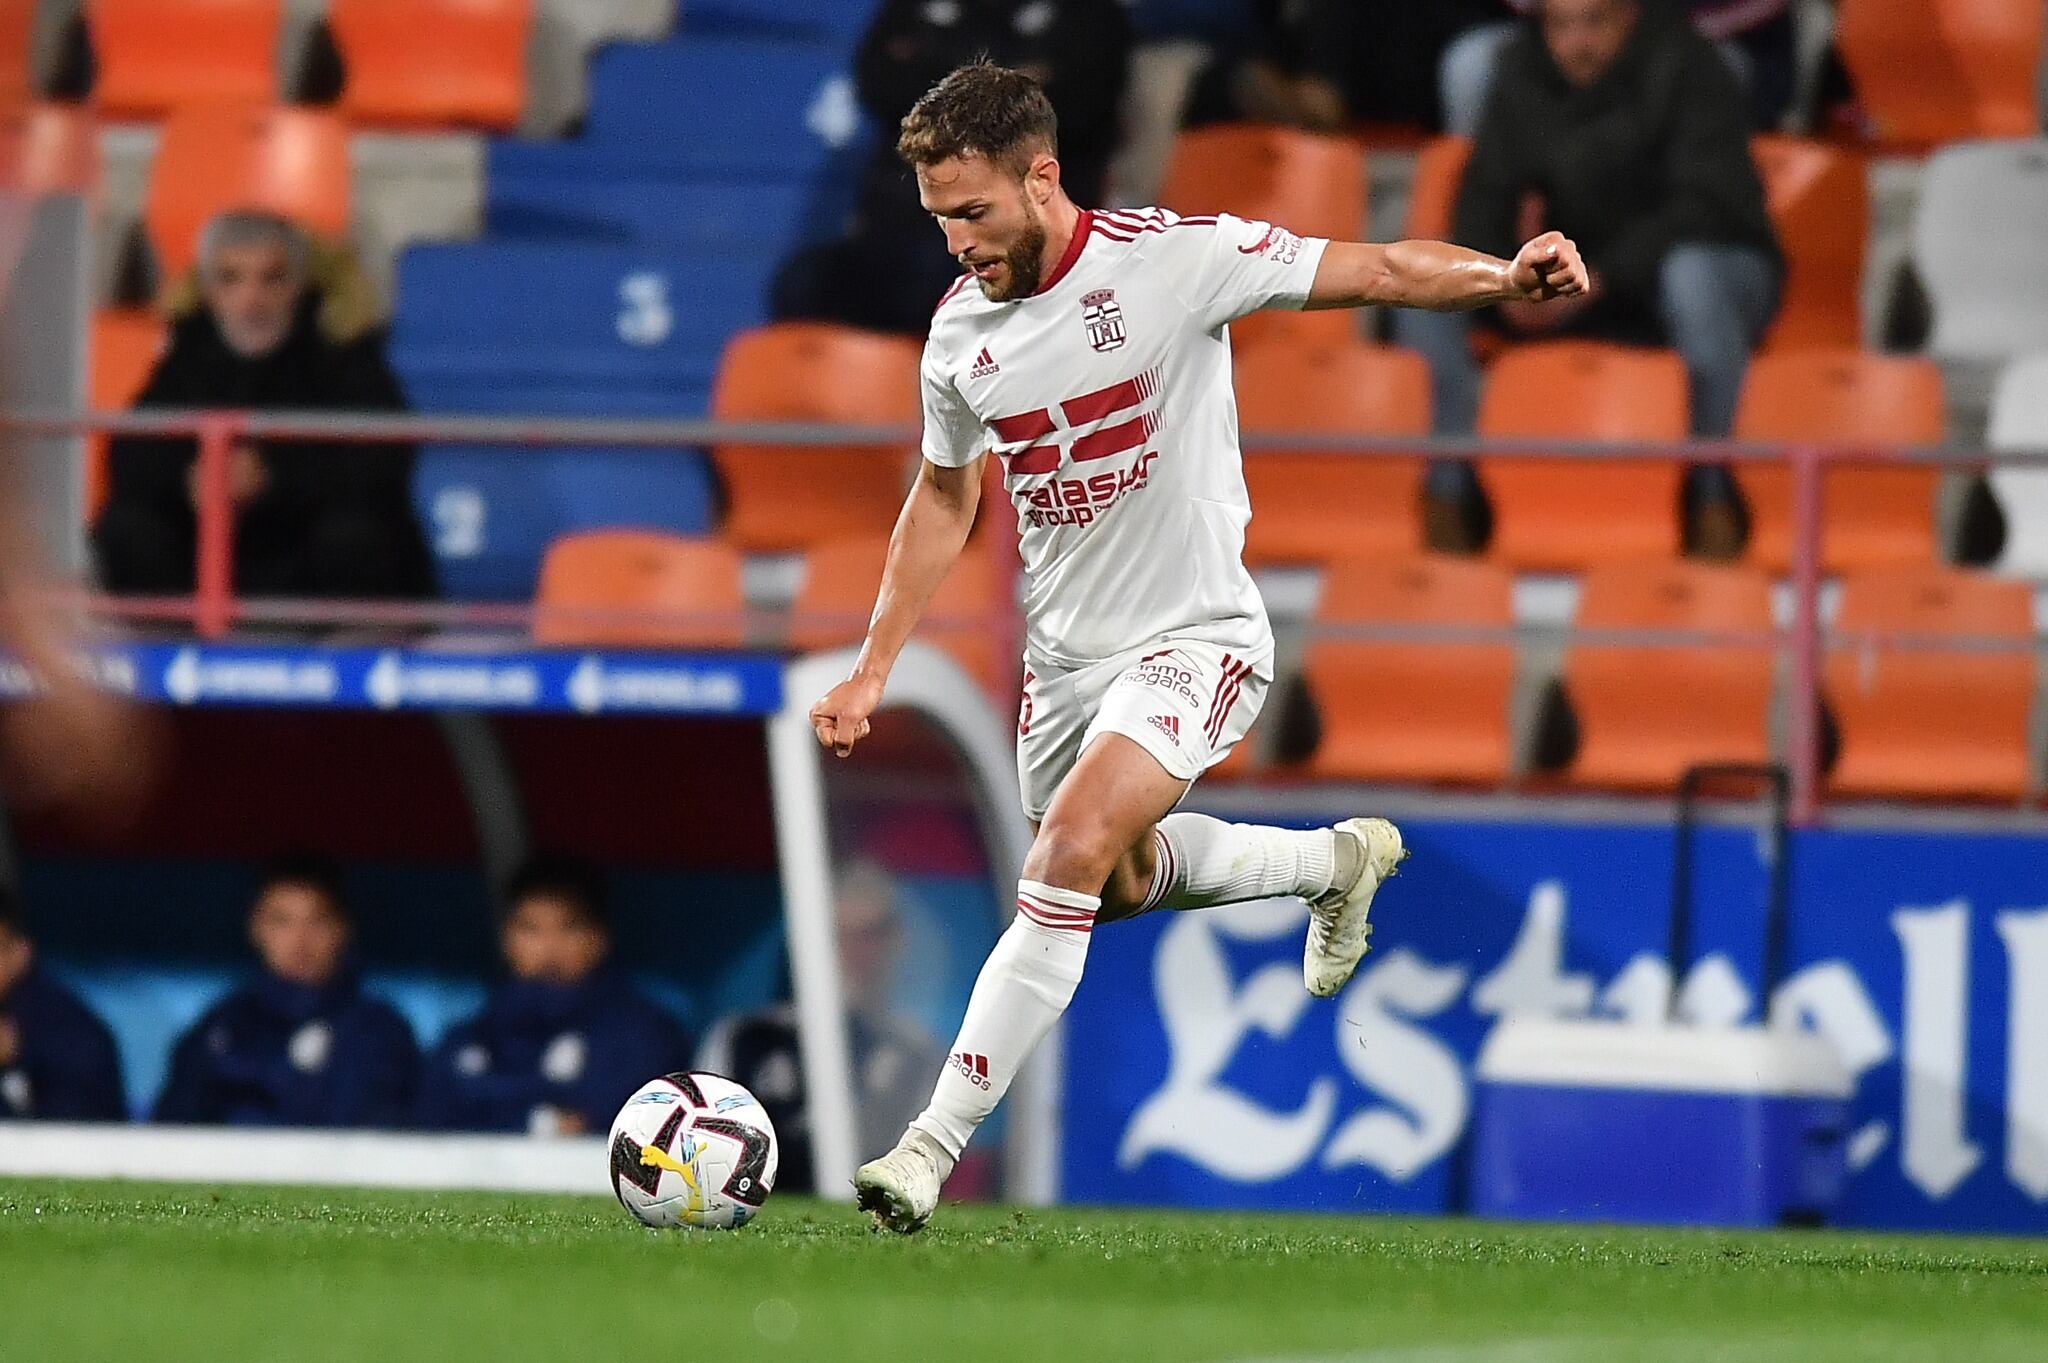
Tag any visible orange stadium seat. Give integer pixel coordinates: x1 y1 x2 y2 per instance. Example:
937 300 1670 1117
534 531 746 650
708 323 922 554
330 0 534 131
145 105 351 279
0 1 29 108
1836 0 2045 146
1827 567 2034 802
791 535 1010 693
1734 350 1945 573
1158 124 1365 242
1300 554 1516 786
1404 135 1471 241
87 0 283 118
1476 342 1688 570
1752 136 1866 351
1560 560 1774 791
0 103 100 200
86 307 167 520
1233 342 1429 566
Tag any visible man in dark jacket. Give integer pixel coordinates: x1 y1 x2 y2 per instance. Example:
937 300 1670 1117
772 0 1131 335
418 857 689 1136
1396 0 1782 441
1441 0 1796 135
0 889 127 1121
92 210 434 600
155 859 420 1128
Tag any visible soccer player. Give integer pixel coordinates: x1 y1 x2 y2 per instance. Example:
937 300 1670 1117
808 61 1588 1232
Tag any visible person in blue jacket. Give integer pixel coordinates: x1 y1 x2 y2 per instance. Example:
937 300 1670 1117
154 858 419 1128
419 857 689 1135
0 889 127 1121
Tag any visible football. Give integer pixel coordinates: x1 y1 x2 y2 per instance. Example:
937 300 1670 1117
606 1071 779 1229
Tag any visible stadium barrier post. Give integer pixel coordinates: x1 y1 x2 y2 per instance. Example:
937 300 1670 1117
1785 442 1824 826
193 413 242 639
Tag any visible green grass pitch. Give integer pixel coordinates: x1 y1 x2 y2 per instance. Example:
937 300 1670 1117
2 1179 2042 1363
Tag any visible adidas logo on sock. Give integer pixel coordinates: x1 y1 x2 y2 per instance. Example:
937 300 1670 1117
951 1052 992 1090
968 347 1000 379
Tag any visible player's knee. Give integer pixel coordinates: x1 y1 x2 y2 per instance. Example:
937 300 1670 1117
1022 818 1124 895
1095 854 1153 922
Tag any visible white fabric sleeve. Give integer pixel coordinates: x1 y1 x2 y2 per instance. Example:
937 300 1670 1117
918 340 985 469
1169 211 1331 331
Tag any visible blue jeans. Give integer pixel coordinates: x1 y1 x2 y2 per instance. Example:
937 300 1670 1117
1397 242 1780 501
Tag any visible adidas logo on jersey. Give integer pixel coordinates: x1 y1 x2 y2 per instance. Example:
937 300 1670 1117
951 1052 993 1091
1148 713 1180 742
968 347 1000 379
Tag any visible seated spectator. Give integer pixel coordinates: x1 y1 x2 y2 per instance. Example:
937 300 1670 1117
155 858 419 1128
0 887 126 1121
773 0 1131 335
1394 0 1780 553
697 861 944 1192
1441 0 1796 136
92 211 435 601
419 857 688 1135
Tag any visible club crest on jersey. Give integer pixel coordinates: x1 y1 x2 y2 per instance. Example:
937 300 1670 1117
1081 288 1127 353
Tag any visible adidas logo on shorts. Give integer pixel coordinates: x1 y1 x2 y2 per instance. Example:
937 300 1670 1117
1148 713 1180 742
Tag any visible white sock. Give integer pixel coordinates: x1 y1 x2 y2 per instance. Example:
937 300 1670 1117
1140 812 1340 913
908 879 1096 1161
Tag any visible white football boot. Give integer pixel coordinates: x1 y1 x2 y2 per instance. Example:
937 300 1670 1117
1303 816 1407 997
853 1128 952 1234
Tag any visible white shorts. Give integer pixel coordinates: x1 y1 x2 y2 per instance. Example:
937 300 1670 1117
1016 636 1272 821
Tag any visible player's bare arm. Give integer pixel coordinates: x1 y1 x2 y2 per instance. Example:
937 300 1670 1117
1304 230 1589 312
809 455 984 756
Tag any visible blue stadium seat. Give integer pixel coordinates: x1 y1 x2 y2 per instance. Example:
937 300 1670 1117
483 156 811 254
63 964 233 1117
678 0 880 43
399 387 723 604
583 39 862 180
365 973 488 1055
413 442 722 601
391 239 773 394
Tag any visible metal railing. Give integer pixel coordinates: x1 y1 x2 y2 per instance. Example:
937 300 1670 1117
10 406 2048 826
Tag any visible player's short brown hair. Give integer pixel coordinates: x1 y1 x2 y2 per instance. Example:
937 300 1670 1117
897 60 1058 177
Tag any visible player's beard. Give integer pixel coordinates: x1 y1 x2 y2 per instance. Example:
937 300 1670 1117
973 210 1048 302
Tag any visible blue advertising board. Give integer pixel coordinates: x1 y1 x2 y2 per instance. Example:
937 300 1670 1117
1062 815 2048 1234
0 642 785 717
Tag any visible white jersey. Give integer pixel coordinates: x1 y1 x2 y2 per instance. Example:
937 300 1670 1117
921 207 1330 670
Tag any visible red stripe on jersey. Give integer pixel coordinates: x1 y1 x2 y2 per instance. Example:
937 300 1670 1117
1071 411 1157 463
1004 445 1061 475
1098 209 1219 229
989 408 1059 475
1031 208 1095 296
989 408 1055 443
935 273 972 312
1091 214 1222 242
1060 374 1145 427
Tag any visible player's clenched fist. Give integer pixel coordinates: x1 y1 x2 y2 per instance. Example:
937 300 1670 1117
810 673 884 757
1509 230 1590 303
